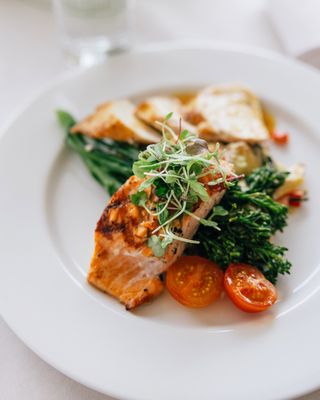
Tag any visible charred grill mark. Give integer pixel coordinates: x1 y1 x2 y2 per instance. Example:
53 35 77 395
96 205 126 236
99 222 126 235
107 196 130 210
107 199 122 209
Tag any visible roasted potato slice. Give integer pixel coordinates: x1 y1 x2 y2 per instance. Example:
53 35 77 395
71 100 161 144
184 85 269 143
135 96 197 135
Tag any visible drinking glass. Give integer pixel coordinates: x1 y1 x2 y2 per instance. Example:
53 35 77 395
52 0 134 65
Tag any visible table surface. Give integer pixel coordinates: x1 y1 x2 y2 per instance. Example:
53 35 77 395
0 0 319 399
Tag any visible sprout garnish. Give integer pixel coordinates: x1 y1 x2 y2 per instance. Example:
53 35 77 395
131 113 231 257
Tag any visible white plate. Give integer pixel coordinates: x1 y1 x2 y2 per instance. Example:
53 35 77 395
1 43 320 400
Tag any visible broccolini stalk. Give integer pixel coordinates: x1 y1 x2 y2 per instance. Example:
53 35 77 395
196 163 291 283
56 110 140 195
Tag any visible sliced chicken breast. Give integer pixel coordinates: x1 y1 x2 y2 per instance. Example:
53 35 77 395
71 100 161 144
88 163 232 310
135 96 198 135
183 85 269 143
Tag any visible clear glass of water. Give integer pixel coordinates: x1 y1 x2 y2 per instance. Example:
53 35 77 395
52 0 134 66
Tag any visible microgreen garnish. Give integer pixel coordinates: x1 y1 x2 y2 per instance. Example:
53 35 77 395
131 114 231 257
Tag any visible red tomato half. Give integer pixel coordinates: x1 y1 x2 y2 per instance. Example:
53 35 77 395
224 263 277 313
166 256 224 308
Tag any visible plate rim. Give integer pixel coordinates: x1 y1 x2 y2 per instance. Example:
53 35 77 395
1 40 320 400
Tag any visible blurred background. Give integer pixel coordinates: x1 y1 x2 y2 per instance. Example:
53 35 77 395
0 0 319 399
1 0 319 124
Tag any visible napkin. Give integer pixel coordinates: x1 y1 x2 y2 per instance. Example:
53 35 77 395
268 0 320 68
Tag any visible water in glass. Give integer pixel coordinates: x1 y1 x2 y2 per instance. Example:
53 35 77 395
52 0 134 65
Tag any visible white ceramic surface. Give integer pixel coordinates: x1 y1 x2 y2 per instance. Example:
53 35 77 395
0 44 320 400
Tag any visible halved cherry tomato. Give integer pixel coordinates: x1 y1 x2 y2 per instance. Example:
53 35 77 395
224 263 277 313
271 131 289 145
166 256 224 308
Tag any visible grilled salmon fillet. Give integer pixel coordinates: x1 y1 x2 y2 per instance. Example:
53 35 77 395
71 100 160 144
183 85 269 143
135 96 197 136
88 165 231 310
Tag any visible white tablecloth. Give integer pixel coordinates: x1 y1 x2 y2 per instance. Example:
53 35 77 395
0 0 319 399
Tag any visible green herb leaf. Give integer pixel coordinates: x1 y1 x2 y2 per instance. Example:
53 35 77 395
154 178 169 197
199 218 220 230
148 235 165 257
132 160 156 178
130 191 147 207
186 192 198 209
187 160 203 176
156 204 169 225
189 180 209 202
165 170 177 184
164 111 173 121
211 205 228 217
161 236 174 248
139 177 155 191
180 129 189 140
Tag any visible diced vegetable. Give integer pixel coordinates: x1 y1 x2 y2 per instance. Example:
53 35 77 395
271 131 289 145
